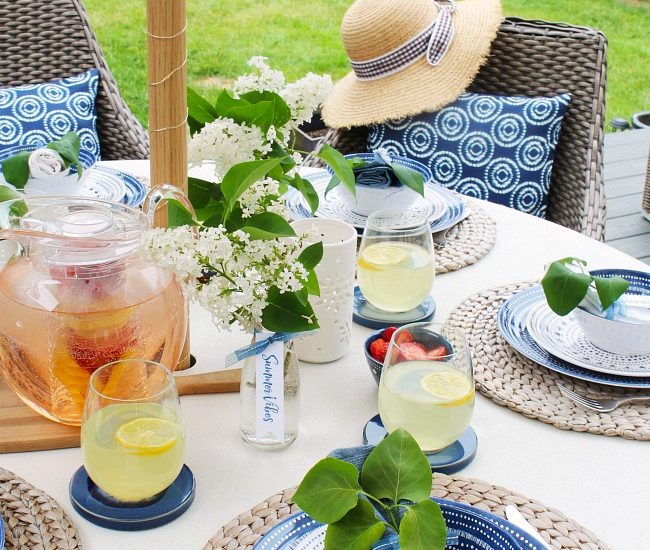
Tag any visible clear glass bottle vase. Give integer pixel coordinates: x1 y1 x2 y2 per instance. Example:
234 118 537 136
239 333 300 450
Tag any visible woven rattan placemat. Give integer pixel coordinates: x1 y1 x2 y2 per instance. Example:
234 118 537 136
205 473 607 549
435 201 495 275
446 281 650 441
1 467 81 549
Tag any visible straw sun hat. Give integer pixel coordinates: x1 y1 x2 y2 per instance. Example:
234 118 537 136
322 0 503 128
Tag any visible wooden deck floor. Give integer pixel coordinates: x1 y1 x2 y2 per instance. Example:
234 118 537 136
603 128 650 265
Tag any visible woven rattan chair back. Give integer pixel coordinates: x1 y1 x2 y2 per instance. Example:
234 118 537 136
320 18 607 240
0 0 149 160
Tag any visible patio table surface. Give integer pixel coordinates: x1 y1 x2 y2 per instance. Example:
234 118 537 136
1 159 647 550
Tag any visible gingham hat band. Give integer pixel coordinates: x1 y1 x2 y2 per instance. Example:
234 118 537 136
349 0 456 81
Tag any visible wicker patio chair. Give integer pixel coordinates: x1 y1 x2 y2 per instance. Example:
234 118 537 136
641 148 650 221
0 0 149 160
312 18 608 240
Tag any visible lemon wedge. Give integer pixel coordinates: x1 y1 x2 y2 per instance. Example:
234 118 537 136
115 417 181 454
358 243 408 271
420 370 473 406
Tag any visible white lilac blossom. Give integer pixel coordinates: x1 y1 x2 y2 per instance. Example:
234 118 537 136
141 224 310 333
145 57 331 332
280 72 333 130
187 117 270 180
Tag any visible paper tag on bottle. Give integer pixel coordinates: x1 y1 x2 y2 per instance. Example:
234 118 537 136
255 331 285 441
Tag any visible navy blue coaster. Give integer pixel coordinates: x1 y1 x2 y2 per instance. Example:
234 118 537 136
363 415 477 474
69 464 195 531
352 286 436 329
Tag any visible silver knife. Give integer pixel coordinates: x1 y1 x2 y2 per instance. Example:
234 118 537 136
505 505 551 550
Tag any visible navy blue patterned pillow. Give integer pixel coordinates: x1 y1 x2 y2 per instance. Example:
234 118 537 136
0 69 100 168
368 92 571 218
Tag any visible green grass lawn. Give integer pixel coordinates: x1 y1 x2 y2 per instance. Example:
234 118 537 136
84 0 649 130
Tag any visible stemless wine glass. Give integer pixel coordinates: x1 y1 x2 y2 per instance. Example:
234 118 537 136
378 322 474 452
81 359 186 503
357 209 434 312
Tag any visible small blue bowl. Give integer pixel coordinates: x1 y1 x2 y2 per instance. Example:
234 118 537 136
364 329 386 385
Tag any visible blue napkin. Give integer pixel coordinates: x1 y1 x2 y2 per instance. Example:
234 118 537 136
580 289 650 323
352 152 400 189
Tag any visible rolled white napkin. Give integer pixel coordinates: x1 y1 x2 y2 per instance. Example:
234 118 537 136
28 148 70 179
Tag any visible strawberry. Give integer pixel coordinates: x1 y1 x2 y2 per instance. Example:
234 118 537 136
369 339 389 362
381 326 398 342
398 342 428 361
427 345 448 360
394 329 414 345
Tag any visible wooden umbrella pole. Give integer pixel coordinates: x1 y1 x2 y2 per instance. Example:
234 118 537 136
147 0 191 370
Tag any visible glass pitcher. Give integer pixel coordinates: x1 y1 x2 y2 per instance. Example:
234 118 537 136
0 187 190 425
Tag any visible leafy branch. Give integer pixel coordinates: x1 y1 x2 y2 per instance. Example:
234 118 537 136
541 257 629 316
293 429 447 550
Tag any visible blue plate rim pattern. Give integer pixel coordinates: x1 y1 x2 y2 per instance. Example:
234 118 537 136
92 164 148 207
497 272 650 388
286 170 465 234
254 498 542 550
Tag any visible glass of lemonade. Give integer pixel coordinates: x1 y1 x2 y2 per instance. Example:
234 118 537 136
81 359 186 503
378 323 474 452
357 209 434 312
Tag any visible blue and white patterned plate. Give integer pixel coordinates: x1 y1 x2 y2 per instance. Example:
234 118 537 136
19 165 148 207
285 170 465 233
497 280 650 388
91 165 148 207
254 499 542 550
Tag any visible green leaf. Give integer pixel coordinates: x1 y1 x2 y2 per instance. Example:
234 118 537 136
240 212 296 240
398 500 446 550
324 499 385 550
240 91 292 129
48 131 80 165
293 457 362 524
303 269 320 297
220 158 283 214
167 198 198 227
360 428 432 503
188 87 218 135
593 276 629 311
0 185 21 204
227 101 276 134
318 144 356 198
214 89 245 116
324 174 341 199
188 177 214 209
297 241 323 270
541 259 592 316
269 141 297 168
262 286 319 332
391 163 424 197
286 174 319 213
1 152 31 188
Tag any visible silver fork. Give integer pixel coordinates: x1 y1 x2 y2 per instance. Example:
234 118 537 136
558 384 650 412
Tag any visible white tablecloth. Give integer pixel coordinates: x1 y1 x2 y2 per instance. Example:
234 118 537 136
1 160 647 550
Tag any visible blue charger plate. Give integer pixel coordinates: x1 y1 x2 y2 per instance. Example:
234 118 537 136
497 270 650 388
0 512 4 550
254 498 543 550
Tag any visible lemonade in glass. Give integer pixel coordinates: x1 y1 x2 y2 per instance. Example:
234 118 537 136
378 323 474 451
358 210 434 312
81 359 185 502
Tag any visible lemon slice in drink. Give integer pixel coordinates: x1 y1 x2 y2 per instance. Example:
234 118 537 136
115 417 181 454
420 370 473 406
358 243 408 271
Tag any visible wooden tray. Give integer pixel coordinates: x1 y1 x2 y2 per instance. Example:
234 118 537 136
0 369 240 453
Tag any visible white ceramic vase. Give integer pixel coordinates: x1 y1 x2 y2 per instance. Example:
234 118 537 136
291 218 357 363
